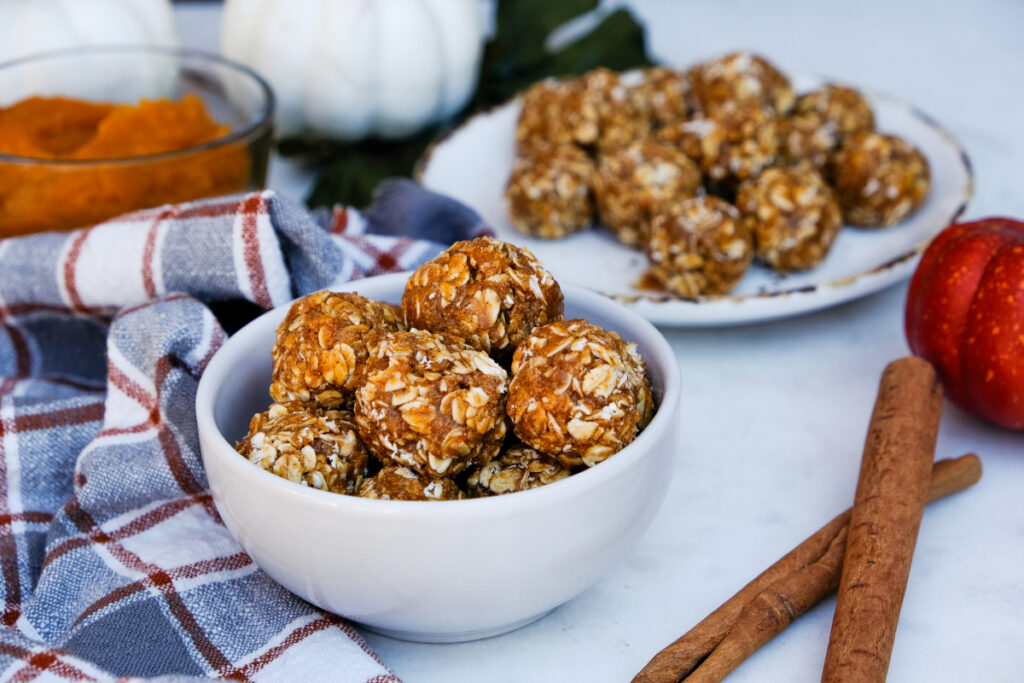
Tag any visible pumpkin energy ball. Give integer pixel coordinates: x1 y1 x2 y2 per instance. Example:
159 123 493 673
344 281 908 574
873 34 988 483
631 66 692 128
507 319 653 468
593 138 702 248
403 236 564 356
354 329 509 478
658 104 779 189
831 131 930 228
795 84 875 141
270 291 404 407
687 51 795 116
357 466 464 501
466 445 572 497
578 67 652 153
236 401 369 495
646 195 752 297
777 110 838 171
515 77 600 152
505 142 596 239
736 166 842 271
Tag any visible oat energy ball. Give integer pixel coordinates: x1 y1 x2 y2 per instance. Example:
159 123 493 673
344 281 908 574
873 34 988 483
777 110 838 171
354 329 509 478
270 291 404 407
505 142 595 239
736 166 842 271
507 319 653 468
658 105 778 188
403 236 564 356
795 84 875 141
687 51 795 116
631 66 692 128
515 77 598 152
357 466 464 501
831 132 930 228
593 138 702 248
646 196 752 297
236 402 369 494
466 445 572 497
578 67 652 153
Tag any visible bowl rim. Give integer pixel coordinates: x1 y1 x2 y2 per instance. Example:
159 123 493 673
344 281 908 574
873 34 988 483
195 275 682 519
0 45 275 167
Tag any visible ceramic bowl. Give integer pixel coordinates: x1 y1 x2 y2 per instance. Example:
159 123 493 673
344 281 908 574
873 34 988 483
0 46 273 237
195 273 680 642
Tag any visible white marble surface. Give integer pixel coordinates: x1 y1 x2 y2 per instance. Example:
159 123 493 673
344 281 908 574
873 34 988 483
180 2 1024 681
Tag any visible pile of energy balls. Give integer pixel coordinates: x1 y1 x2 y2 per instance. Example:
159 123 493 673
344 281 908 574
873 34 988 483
236 237 654 501
504 52 931 298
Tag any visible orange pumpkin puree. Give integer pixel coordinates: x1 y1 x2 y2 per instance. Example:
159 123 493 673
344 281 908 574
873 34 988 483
0 95 252 236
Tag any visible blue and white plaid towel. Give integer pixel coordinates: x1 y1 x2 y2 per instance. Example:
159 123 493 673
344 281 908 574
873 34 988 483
0 183 485 681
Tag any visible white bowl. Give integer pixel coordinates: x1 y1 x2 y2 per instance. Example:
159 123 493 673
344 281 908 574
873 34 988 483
195 273 681 643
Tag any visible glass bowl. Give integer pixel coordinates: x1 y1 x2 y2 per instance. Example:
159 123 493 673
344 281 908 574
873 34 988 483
0 46 274 237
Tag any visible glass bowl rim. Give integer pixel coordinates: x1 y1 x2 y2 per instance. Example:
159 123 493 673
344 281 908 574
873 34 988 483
0 45 275 167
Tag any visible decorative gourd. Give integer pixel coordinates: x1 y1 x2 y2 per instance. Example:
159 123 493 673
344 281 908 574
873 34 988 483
905 217 1024 430
0 0 179 64
221 0 485 140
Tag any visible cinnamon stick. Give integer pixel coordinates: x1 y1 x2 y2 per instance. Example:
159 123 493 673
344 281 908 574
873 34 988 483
821 357 943 682
632 452 981 683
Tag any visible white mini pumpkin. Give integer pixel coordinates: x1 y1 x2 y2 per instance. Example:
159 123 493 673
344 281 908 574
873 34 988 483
221 0 486 140
0 0 179 64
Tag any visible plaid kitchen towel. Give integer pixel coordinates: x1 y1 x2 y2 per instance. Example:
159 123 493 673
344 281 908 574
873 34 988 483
0 185 485 682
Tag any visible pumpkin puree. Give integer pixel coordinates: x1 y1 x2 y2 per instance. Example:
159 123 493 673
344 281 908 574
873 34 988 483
0 95 251 236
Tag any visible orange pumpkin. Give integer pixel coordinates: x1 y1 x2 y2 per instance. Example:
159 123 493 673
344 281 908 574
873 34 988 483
904 217 1024 429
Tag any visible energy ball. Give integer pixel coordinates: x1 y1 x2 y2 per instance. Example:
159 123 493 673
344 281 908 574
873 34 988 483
777 110 838 171
515 77 598 152
466 445 572 497
795 84 875 141
403 236 564 356
357 466 464 501
578 67 652 153
631 66 692 128
646 196 752 297
831 132 930 228
505 142 596 239
270 291 404 408
354 329 509 479
658 105 779 189
236 401 369 495
736 166 842 271
593 138 703 248
507 319 653 468
687 51 795 116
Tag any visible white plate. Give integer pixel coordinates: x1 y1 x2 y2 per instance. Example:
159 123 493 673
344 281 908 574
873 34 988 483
417 76 973 326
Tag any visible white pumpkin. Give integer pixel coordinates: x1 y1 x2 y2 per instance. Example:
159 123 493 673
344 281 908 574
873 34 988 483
0 0 179 64
221 0 486 140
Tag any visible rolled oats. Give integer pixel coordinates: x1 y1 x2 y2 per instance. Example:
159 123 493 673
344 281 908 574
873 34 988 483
402 236 563 356
507 319 653 468
270 291 404 408
646 196 752 297
235 401 369 494
354 329 509 478
736 166 842 271
505 142 596 239
593 138 703 248
831 132 930 228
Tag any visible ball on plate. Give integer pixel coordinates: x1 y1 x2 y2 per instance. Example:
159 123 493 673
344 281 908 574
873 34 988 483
831 131 930 227
270 291 404 408
506 319 653 468
631 66 692 129
687 51 795 116
402 236 564 357
505 141 596 239
794 84 875 142
645 195 752 297
736 166 842 271
593 138 703 248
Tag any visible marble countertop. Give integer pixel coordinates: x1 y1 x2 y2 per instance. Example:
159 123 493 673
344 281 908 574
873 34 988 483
180 2 1024 680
